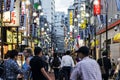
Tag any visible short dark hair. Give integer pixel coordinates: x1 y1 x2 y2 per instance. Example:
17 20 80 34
102 50 108 56
34 47 42 55
9 50 18 59
4 50 11 59
24 48 33 56
66 51 71 55
76 46 89 56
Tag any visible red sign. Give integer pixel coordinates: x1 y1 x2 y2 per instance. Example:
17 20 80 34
93 0 101 15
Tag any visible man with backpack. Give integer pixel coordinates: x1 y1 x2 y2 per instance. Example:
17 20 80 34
52 53 61 80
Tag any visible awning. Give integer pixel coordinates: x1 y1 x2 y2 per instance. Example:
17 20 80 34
91 39 99 47
113 33 120 43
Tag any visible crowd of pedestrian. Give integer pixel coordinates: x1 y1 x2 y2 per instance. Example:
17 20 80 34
0 46 120 80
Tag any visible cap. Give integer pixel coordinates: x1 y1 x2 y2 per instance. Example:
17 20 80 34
75 46 89 56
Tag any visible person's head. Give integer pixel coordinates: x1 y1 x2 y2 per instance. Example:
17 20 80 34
53 53 57 58
75 46 89 59
34 47 42 57
66 51 71 55
4 50 11 59
102 50 108 56
23 48 33 58
9 50 18 60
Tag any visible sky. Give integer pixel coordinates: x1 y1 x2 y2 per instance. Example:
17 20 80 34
55 0 74 14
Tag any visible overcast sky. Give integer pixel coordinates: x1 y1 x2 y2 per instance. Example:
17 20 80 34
55 0 74 14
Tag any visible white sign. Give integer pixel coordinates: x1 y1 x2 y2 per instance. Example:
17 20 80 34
5 0 20 27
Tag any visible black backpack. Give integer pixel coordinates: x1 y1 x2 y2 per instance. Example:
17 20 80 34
52 57 61 67
0 60 4 77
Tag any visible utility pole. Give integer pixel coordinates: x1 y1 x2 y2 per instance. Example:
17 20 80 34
1 0 4 59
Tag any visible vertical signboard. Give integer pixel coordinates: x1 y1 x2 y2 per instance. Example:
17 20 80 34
93 0 101 15
4 0 14 11
69 11 73 26
5 0 20 26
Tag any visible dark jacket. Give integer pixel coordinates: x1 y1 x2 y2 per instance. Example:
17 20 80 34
98 56 111 75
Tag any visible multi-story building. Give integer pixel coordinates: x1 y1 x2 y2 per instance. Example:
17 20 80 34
41 0 55 23
53 12 66 53
95 0 120 61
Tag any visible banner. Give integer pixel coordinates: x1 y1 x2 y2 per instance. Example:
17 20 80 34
93 0 101 15
116 0 120 11
4 0 14 11
20 14 26 27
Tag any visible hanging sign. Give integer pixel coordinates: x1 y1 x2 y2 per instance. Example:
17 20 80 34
93 0 101 15
5 0 20 27
4 0 14 11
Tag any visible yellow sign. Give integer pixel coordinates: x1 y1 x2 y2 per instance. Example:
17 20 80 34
13 33 22 44
69 11 73 26
7 30 13 43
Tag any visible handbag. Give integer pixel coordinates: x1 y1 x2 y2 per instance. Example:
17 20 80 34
100 58 106 74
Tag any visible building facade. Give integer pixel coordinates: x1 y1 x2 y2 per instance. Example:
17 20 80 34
41 0 55 23
53 12 66 53
95 0 120 61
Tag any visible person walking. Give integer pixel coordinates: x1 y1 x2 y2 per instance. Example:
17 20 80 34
4 50 23 80
30 47 52 80
52 53 61 80
98 51 111 80
61 51 75 80
22 48 33 80
70 46 102 80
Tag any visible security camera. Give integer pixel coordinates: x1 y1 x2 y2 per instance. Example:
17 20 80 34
114 26 118 31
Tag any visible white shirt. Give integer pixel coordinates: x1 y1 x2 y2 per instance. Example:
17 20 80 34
70 57 102 80
61 55 75 67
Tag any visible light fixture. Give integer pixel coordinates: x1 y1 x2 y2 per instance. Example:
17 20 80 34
40 12 44 16
26 0 31 5
34 19 37 23
44 23 48 26
33 12 37 17
74 29 77 33
80 7 84 11
74 18 78 22
78 23 82 27
93 0 99 5
36 17 39 21
38 5 42 10
81 20 84 23
41 27 44 31
77 15 80 18
86 13 90 17
47 28 49 31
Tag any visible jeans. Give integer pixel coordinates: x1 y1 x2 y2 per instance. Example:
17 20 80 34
54 68 59 80
62 66 71 80
116 70 120 80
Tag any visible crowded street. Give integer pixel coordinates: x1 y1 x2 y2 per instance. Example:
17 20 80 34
0 0 120 80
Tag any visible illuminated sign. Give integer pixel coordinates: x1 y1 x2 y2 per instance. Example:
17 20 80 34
93 0 101 15
69 11 73 26
13 32 22 44
7 30 12 43
3 11 11 23
5 0 20 27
